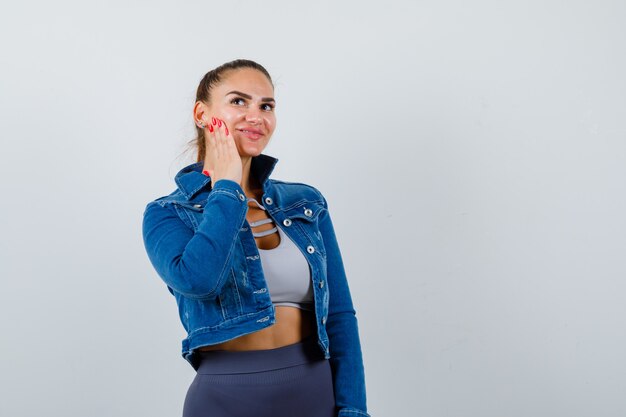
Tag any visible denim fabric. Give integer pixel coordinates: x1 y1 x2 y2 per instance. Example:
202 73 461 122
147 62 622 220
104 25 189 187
142 153 369 417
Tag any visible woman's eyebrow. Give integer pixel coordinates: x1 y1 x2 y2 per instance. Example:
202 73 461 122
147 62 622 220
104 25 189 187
226 90 275 103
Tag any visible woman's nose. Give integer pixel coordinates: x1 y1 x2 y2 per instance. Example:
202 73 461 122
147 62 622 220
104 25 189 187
245 108 262 124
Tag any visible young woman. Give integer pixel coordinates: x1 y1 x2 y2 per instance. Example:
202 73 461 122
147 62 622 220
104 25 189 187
142 59 370 417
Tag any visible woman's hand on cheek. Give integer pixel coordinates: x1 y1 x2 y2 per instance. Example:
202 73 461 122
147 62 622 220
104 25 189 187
202 117 242 186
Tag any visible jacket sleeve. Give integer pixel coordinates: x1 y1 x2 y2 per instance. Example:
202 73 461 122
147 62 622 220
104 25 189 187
318 193 371 417
142 179 248 300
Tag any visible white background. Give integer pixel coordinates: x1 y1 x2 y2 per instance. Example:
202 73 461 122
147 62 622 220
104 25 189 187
1 1 625 416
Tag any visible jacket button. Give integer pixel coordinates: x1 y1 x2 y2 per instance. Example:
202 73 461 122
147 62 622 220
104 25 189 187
307 245 315 254
238 193 245 201
264 197 273 205
283 219 292 227
304 208 313 217
319 280 324 288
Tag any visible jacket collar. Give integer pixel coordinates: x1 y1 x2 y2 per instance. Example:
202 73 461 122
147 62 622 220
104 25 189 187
174 153 279 200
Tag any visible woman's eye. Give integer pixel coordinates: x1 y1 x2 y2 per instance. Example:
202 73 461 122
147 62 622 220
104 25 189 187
231 97 246 106
261 103 275 111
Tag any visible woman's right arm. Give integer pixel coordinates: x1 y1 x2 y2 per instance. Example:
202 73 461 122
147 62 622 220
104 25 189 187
142 179 248 300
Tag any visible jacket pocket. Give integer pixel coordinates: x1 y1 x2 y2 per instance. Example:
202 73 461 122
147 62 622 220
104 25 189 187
283 202 327 255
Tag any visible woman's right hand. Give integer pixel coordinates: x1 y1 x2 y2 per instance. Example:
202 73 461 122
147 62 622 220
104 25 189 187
202 117 242 186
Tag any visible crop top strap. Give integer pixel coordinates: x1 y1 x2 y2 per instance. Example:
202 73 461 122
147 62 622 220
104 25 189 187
249 217 273 227
247 197 266 210
247 197 279 238
252 226 278 237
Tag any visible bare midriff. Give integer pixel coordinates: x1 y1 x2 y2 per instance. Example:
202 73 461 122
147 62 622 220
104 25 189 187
198 188 316 352
198 306 315 351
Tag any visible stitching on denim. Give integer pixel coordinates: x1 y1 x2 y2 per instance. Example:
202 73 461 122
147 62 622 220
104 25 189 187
174 162 204 193
276 199 325 213
293 221 326 258
338 408 371 415
172 204 194 230
230 268 243 315
217 270 243 321
188 179 211 197
218 290 227 321
208 189 240 201
186 208 199 229
187 307 274 335
269 180 322 191
285 212 322 224
204 199 247 300
263 180 324 213
339 411 370 417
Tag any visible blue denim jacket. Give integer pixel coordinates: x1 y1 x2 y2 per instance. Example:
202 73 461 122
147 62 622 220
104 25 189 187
142 154 369 417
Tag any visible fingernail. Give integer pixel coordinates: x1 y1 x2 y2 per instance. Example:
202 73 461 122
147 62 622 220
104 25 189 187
225 126 229 135
209 124 214 132
202 170 210 177
218 120 222 127
212 117 216 125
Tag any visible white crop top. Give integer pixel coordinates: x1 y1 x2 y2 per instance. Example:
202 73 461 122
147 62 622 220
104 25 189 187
248 197 314 312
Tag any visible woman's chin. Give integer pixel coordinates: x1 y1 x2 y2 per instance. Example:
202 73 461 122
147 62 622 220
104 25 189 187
237 142 268 157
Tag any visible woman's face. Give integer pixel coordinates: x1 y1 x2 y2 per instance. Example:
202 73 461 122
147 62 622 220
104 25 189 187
198 68 276 158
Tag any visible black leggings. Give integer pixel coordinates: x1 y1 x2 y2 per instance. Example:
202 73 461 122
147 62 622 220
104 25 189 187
182 337 336 417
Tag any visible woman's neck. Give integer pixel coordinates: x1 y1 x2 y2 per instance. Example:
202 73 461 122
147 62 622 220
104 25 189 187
240 156 263 200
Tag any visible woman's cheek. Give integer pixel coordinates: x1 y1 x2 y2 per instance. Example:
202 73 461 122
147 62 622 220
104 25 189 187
265 117 276 135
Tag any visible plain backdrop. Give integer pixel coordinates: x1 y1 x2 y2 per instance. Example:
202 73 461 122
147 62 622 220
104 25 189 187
1 1 625 416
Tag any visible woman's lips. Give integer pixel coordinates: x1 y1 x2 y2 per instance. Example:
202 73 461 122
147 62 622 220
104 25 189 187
237 128 264 140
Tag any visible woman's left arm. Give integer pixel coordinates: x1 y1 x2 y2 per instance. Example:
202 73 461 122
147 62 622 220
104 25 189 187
318 193 371 417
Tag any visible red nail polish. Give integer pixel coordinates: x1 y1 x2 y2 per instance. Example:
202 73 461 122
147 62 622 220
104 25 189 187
218 120 222 127
212 117 216 125
202 170 210 176
209 124 214 132
225 126 229 135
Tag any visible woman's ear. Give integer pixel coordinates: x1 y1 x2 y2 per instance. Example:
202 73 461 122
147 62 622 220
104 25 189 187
193 100 210 126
